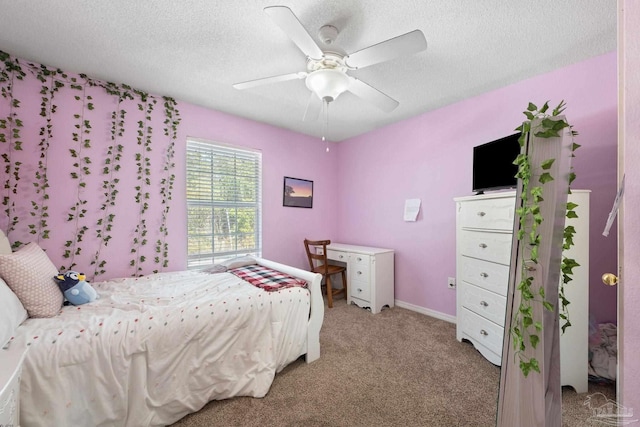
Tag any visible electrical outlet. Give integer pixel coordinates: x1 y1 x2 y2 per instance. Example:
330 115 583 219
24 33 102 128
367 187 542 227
447 277 456 289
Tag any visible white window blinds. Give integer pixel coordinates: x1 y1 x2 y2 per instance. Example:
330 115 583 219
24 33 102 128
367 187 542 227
186 139 262 268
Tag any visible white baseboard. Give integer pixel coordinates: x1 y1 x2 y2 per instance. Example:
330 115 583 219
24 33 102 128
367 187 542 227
394 300 456 324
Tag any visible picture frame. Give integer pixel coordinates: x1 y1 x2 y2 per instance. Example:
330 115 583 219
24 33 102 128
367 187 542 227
283 176 313 208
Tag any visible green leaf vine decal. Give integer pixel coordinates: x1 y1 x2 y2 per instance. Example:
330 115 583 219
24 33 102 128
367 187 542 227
1 50 182 278
130 93 156 276
61 77 93 272
511 100 580 377
154 96 180 272
91 82 133 279
0 53 26 242
29 65 64 243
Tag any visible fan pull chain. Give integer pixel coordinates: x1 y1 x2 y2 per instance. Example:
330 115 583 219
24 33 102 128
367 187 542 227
322 98 330 152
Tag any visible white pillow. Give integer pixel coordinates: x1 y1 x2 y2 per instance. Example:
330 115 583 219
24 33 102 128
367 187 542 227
0 242 63 318
0 277 28 347
220 256 257 270
0 230 11 255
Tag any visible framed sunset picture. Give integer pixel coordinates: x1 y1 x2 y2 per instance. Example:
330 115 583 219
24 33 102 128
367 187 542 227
283 176 313 208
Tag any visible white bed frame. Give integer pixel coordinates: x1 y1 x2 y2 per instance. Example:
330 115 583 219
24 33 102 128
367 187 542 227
254 257 324 362
2 245 323 427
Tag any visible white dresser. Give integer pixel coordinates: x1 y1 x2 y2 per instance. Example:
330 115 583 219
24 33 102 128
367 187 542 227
0 343 28 426
455 190 590 392
317 243 394 314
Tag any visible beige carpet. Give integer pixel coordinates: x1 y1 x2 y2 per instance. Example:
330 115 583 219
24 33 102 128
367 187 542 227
171 298 615 427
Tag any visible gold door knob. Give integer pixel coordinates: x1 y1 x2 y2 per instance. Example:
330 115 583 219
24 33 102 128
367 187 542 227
602 273 619 286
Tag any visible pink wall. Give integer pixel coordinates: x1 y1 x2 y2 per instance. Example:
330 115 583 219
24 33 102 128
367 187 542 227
337 52 618 323
621 0 640 413
177 105 341 270
1 50 619 325
0 56 339 279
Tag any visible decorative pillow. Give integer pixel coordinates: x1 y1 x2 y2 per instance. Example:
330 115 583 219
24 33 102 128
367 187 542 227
0 277 28 347
0 243 63 318
202 264 228 274
220 255 257 270
0 230 11 255
230 264 307 292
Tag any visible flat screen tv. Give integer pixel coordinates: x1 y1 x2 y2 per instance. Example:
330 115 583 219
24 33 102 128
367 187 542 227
472 133 521 194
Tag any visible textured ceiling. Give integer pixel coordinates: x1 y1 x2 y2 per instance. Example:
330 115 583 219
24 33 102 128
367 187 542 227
0 1 616 141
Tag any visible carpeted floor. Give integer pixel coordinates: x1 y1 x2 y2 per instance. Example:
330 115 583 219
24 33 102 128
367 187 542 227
171 298 615 427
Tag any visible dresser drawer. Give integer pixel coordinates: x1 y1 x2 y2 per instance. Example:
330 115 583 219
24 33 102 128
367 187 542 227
349 254 371 283
459 308 504 358
459 230 512 265
326 249 348 263
350 278 371 301
460 282 507 326
460 255 510 296
458 196 515 231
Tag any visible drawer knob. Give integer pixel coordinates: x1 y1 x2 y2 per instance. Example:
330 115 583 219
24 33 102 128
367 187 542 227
478 243 487 248
480 272 488 278
357 257 362 262
357 271 362 275
480 329 488 336
357 288 362 293
480 301 489 307
339 255 344 259
477 211 486 217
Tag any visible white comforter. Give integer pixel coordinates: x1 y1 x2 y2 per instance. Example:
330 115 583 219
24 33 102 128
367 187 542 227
16 270 311 427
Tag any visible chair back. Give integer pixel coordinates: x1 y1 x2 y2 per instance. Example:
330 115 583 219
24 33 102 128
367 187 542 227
304 239 331 275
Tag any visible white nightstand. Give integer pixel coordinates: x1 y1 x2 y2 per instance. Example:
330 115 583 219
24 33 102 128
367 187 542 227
0 342 28 426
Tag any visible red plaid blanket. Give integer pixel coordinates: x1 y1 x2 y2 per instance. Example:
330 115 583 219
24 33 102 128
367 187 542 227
229 264 307 292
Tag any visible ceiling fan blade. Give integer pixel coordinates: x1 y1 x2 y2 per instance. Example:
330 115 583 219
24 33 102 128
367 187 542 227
233 72 307 90
303 92 322 121
347 77 399 113
264 6 324 60
345 29 427 69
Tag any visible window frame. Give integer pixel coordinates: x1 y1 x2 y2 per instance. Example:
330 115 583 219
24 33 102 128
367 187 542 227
186 138 262 268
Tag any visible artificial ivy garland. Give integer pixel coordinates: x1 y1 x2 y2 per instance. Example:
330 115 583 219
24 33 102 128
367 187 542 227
511 100 580 377
91 82 132 278
0 51 25 240
0 50 181 279
155 96 180 272
62 77 94 272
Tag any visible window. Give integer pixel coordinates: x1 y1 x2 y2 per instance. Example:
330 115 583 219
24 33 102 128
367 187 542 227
186 139 262 268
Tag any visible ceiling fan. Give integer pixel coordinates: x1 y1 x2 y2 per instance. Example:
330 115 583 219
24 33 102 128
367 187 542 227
233 6 428 121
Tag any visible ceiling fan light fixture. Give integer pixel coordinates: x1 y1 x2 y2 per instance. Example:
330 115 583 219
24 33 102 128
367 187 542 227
305 69 350 102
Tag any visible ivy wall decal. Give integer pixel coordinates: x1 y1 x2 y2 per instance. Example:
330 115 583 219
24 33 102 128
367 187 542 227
155 97 180 272
62 77 94 272
0 50 181 280
29 65 63 244
0 52 25 240
130 94 156 275
91 83 132 278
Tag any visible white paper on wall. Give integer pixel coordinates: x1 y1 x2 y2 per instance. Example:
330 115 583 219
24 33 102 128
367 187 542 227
403 199 421 221
603 174 625 237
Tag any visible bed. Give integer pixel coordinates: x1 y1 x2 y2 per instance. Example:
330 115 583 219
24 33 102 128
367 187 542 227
1 249 324 427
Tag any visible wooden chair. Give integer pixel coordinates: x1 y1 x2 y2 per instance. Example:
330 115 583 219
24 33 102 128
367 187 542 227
304 239 347 308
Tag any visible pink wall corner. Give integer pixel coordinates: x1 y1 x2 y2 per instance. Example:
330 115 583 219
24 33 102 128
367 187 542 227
337 52 618 321
621 0 640 413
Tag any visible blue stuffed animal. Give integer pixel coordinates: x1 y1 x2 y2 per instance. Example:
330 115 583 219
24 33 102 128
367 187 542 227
54 271 99 305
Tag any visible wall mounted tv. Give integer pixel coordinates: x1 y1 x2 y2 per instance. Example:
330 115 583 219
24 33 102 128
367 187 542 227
472 133 522 194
